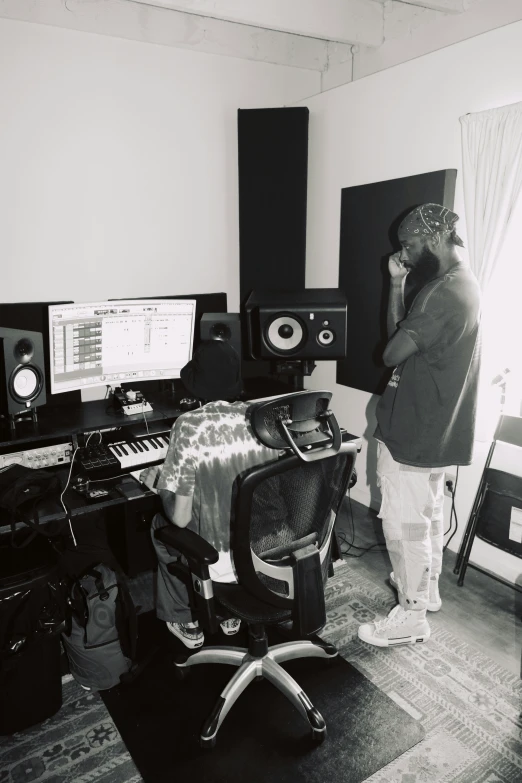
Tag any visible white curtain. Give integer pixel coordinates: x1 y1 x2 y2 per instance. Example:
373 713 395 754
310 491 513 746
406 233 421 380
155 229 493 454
460 101 522 291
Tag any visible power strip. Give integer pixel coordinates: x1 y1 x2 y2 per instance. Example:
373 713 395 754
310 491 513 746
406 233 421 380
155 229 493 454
122 401 153 416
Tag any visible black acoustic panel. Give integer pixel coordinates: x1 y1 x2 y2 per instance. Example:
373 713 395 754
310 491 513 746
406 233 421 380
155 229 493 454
0 301 80 408
337 169 457 395
238 107 308 305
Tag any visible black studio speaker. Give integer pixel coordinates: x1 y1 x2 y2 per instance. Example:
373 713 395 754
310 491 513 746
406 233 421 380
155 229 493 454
0 328 47 416
200 313 242 357
245 290 347 360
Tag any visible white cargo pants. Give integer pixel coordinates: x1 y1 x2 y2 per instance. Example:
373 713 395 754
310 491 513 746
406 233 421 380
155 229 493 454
377 441 445 612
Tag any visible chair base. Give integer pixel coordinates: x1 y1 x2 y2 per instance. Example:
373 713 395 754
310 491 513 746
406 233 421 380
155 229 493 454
175 626 338 748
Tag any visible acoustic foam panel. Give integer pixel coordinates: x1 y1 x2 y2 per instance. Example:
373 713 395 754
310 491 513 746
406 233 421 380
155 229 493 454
337 169 457 395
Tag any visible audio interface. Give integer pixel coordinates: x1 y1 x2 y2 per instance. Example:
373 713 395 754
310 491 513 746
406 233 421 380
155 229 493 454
0 440 73 470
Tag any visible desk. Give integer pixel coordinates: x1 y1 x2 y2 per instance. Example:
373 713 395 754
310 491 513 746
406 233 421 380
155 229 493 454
0 390 361 576
0 390 182 575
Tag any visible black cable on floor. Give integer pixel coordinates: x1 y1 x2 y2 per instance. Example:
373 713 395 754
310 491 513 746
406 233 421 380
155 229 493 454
339 492 387 557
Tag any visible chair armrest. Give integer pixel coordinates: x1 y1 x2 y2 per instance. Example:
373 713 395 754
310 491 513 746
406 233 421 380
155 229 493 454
291 544 326 637
154 526 219 566
154 525 220 636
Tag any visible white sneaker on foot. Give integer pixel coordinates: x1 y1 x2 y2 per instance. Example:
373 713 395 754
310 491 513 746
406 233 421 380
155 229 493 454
358 605 430 647
389 571 442 612
220 618 241 636
166 621 204 649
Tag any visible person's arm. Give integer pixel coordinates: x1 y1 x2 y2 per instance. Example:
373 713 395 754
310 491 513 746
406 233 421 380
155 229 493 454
382 252 419 367
156 415 197 528
159 489 193 528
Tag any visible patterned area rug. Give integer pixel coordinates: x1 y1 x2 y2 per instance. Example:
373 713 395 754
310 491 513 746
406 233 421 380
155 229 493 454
323 564 522 783
1 564 521 783
0 676 140 783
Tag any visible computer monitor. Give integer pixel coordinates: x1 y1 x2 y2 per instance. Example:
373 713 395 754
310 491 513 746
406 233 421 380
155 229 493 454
48 299 196 395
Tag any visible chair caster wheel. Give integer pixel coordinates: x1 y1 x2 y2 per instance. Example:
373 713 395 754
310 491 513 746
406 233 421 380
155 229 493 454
173 664 191 681
200 735 216 749
311 727 326 744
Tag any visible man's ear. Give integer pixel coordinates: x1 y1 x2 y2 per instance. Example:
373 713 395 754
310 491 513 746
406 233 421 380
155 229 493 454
427 234 441 250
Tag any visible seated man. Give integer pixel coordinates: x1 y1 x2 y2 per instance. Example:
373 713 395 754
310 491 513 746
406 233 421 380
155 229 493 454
149 340 279 649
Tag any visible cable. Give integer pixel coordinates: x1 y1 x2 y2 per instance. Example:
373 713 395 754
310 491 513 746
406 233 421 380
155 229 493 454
60 446 79 548
338 491 387 557
142 401 150 436
443 466 460 552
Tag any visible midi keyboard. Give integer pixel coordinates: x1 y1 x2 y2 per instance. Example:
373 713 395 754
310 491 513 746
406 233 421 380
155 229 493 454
76 430 171 479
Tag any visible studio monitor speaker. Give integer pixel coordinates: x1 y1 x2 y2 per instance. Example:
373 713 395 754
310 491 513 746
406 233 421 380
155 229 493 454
245 290 347 360
0 328 47 416
200 313 242 357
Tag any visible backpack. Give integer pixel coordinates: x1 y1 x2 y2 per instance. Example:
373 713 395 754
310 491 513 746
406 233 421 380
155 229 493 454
0 464 63 548
61 563 139 691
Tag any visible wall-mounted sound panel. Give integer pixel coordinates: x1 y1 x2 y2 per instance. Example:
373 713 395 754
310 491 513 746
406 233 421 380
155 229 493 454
238 107 309 306
337 169 457 395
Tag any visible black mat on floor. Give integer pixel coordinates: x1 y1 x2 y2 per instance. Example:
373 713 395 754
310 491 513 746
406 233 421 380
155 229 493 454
102 613 424 783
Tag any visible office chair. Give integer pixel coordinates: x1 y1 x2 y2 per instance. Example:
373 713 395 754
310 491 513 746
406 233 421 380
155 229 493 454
155 390 358 748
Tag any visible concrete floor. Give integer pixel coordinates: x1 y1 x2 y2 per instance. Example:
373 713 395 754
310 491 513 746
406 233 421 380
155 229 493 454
336 496 522 678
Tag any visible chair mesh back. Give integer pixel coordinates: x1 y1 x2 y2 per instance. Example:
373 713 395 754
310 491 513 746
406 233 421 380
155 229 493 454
249 453 350 561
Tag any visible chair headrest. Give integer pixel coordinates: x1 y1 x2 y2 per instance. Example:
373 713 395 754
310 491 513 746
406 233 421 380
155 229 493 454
248 390 341 461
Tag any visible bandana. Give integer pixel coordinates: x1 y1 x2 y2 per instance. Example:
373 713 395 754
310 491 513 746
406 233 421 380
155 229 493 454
180 340 242 401
399 203 464 246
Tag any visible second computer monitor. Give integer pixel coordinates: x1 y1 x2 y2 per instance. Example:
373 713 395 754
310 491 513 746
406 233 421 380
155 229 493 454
49 299 196 395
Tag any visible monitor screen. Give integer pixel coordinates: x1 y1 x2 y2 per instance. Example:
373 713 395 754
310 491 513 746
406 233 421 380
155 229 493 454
49 299 196 394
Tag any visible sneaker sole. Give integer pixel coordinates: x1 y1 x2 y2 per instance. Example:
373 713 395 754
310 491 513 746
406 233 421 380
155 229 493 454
389 575 442 612
358 625 431 647
220 625 241 636
166 623 204 649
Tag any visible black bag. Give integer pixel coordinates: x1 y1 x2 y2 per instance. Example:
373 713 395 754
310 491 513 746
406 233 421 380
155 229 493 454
0 538 68 734
61 563 139 691
0 464 63 547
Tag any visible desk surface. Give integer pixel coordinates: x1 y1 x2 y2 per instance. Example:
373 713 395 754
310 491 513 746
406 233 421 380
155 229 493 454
0 390 181 450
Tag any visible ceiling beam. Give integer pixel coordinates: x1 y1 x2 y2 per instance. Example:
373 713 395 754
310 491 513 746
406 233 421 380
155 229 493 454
129 0 384 47
391 0 466 12
0 0 352 71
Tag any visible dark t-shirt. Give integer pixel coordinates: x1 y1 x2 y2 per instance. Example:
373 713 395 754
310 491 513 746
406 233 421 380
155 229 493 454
375 264 482 467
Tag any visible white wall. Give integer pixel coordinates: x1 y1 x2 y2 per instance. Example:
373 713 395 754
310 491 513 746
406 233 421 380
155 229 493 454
0 17 319 312
298 20 522 585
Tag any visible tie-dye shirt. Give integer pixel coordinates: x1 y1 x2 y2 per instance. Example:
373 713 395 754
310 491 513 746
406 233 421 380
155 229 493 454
156 401 279 581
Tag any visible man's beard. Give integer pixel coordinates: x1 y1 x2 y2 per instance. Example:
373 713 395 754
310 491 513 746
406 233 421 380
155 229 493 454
404 245 441 306
406 246 441 288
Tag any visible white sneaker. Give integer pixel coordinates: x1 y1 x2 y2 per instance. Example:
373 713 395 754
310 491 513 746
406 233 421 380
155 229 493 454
166 621 204 649
389 571 442 612
220 618 241 636
358 605 430 647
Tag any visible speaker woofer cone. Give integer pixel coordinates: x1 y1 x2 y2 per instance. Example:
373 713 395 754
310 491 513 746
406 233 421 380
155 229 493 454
265 314 307 355
9 365 44 403
209 323 232 341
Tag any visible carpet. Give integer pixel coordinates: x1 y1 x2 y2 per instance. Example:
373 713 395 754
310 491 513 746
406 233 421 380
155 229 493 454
100 613 425 783
2 562 521 783
323 565 522 783
0 676 140 783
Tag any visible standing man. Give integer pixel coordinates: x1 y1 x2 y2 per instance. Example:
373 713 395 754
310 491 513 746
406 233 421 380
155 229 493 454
358 204 481 647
